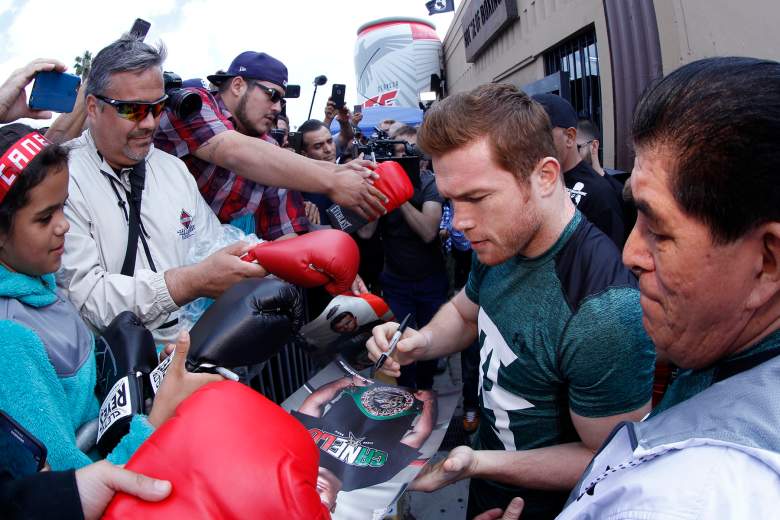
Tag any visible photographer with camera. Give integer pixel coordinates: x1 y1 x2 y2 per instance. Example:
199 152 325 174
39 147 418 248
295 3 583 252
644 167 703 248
357 125 448 390
154 51 386 240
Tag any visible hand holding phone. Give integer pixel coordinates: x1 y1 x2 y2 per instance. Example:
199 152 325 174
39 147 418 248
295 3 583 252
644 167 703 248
0 58 67 122
29 71 82 114
331 84 346 110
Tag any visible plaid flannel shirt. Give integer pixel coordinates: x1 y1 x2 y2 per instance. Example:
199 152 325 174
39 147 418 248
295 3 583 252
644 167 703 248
154 88 308 240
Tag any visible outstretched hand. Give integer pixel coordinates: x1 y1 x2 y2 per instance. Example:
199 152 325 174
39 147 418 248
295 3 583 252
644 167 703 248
75 460 171 520
329 161 387 220
409 445 479 492
0 58 67 122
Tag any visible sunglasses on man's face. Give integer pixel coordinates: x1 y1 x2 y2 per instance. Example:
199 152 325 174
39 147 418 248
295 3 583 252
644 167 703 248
576 139 594 151
249 81 284 104
94 94 169 122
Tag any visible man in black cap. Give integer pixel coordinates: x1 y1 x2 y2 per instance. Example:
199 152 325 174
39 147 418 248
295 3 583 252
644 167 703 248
532 94 625 248
155 51 386 240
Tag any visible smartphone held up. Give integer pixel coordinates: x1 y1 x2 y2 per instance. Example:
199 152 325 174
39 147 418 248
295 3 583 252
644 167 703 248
28 71 81 114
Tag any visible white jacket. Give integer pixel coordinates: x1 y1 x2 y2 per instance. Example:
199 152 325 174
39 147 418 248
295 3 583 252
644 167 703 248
558 353 780 519
57 130 222 343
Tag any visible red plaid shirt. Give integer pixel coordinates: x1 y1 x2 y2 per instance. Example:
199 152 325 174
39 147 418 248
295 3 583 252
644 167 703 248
154 89 308 240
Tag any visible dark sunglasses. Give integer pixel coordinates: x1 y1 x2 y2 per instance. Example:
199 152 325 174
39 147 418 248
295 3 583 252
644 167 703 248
249 81 284 103
94 94 169 122
577 139 595 151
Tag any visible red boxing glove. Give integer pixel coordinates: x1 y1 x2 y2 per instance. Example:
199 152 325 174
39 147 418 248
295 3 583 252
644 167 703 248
374 161 414 213
103 381 329 520
243 229 359 295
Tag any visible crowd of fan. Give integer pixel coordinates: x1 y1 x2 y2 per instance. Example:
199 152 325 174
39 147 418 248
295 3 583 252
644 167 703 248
1 29 779 520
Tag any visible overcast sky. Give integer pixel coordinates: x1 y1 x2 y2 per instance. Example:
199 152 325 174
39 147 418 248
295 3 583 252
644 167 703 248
0 0 455 129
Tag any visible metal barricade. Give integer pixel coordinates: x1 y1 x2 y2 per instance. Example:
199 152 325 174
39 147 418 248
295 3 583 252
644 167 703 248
247 338 318 404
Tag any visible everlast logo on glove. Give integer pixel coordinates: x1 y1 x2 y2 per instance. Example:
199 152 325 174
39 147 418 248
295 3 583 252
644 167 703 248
326 204 368 234
327 161 413 233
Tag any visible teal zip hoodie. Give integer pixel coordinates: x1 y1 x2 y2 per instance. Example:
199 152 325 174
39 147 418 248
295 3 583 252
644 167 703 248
0 265 153 470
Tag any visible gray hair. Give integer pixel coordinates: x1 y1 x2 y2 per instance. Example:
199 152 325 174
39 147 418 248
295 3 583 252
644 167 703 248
86 34 167 98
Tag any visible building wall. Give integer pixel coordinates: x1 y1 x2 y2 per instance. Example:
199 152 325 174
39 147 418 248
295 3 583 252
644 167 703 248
654 0 780 74
441 0 780 170
442 0 617 167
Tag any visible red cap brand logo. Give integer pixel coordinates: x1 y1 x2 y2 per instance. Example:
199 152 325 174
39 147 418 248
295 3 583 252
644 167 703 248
0 132 51 203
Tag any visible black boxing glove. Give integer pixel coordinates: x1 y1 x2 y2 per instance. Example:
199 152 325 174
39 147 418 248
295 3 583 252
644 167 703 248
94 311 158 456
187 278 305 372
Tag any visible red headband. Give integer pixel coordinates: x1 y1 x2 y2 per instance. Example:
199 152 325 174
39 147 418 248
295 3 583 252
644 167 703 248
0 131 52 204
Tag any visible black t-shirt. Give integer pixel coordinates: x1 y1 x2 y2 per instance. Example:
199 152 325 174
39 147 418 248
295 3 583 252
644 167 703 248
563 161 626 248
603 170 637 245
1 469 83 520
292 383 422 491
380 171 445 280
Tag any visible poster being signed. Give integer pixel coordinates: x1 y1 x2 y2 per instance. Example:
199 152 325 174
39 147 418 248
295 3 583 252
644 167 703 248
300 294 394 369
282 359 459 520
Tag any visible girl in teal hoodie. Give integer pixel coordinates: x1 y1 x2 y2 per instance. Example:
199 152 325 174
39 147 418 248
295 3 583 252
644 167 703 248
0 123 217 471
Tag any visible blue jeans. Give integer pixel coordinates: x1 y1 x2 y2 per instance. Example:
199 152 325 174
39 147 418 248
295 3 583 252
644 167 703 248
380 270 448 389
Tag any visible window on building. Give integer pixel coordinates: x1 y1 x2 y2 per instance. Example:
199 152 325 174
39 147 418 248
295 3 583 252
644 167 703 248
544 26 602 132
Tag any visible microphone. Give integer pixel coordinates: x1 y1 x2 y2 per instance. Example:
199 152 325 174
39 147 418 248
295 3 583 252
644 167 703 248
308 75 328 119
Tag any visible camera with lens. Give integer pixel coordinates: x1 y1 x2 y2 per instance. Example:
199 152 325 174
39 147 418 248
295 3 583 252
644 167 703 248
352 128 422 189
356 127 418 160
163 71 203 120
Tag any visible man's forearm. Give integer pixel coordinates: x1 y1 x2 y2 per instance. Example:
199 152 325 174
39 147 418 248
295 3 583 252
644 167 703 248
417 296 477 361
164 265 200 307
338 119 354 148
204 133 336 194
357 220 379 240
400 203 440 243
472 443 594 491
299 378 352 416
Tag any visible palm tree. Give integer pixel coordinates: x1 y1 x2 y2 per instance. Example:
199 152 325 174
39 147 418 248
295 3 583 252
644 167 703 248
74 50 92 80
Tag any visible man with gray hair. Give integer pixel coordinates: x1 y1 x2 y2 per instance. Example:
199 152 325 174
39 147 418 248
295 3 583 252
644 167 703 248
58 35 267 342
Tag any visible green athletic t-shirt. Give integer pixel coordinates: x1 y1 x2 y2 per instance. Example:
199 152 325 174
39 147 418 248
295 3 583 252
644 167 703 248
464 211 654 518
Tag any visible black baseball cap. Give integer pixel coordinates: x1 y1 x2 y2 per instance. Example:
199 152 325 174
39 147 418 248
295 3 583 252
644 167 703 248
532 93 578 129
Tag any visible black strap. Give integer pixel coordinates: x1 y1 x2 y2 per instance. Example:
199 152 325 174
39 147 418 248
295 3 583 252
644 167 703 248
120 162 155 275
714 347 780 383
